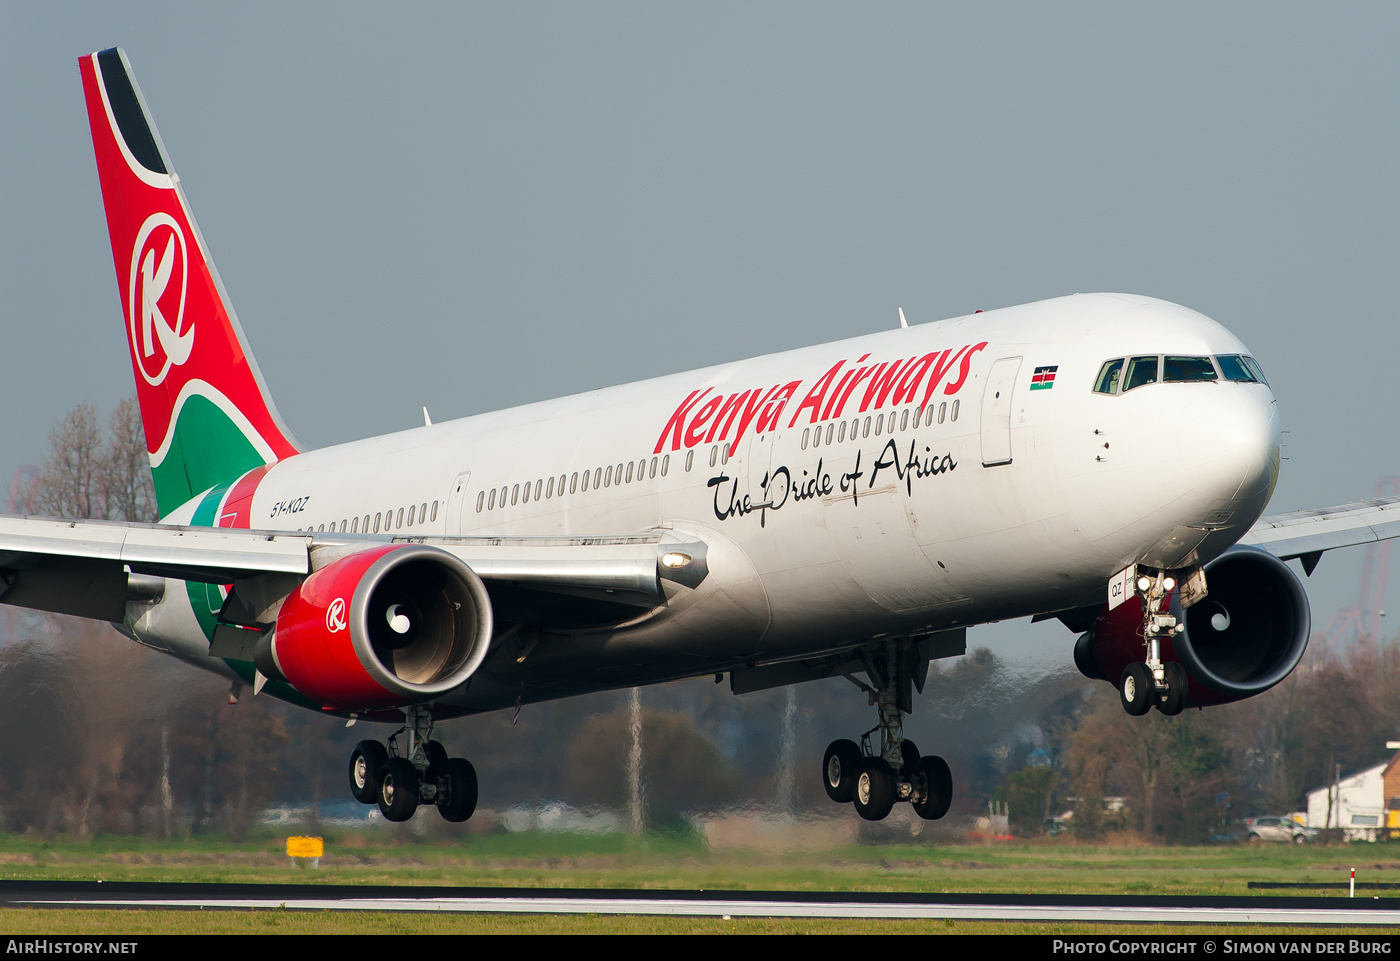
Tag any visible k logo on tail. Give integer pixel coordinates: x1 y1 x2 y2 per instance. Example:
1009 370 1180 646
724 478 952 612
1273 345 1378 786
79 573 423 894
129 212 191 385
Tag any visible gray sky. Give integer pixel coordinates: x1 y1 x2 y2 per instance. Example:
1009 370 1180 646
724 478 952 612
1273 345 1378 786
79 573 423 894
2 2 1397 659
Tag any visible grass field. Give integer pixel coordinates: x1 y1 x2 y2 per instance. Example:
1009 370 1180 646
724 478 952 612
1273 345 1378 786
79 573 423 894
0 911 1394 936
0 832 1395 898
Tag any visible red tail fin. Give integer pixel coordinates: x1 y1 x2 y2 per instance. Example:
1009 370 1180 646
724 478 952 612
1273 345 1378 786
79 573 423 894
80 48 301 515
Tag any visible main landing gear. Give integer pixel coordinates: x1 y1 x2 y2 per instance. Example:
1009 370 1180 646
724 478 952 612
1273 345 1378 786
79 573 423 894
1118 568 1190 718
347 704 478 823
821 639 952 822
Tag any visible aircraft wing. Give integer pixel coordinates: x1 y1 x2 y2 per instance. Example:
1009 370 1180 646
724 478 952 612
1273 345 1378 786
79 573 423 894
0 514 700 622
1238 496 1400 574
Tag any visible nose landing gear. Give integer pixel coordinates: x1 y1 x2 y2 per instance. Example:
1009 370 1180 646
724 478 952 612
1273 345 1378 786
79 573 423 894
346 704 478 823
822 639 952 822
1119 568 1194 717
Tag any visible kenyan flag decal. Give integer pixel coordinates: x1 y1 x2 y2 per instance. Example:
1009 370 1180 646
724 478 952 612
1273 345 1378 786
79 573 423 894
1030 365 1058 390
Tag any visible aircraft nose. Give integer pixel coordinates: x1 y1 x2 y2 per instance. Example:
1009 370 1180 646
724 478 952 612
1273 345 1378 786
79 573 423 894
1180 387 1280 517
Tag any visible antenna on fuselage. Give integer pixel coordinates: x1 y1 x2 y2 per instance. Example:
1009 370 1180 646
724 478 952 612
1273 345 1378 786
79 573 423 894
423 407 433 427
898 307 909 329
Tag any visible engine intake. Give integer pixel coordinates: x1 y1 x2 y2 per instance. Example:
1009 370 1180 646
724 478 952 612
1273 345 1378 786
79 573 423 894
1074 547 1310 707
1172 548 1310 702
267 544 493 711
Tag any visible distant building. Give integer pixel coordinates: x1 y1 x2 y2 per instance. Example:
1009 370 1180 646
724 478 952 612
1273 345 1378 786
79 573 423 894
1303 756 1400 841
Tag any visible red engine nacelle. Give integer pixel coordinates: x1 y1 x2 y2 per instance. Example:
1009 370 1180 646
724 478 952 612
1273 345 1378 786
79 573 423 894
1074 548 1311 708
259 544 493 712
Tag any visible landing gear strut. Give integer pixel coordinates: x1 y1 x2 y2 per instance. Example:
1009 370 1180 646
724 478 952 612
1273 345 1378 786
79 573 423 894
821 639 952 822
1119 568 1192 717
346 704 478 823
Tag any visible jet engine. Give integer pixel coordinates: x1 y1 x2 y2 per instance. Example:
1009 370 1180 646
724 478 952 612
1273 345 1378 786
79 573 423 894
260 544 493 712
1073 548 1310 708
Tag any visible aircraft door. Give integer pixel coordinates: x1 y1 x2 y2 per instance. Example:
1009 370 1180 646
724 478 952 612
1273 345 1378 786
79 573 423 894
980 356 1022 467
444 471 472 534
744 429 775 510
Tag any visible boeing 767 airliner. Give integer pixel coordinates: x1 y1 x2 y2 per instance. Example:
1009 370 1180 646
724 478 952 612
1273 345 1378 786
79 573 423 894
1 48 1396 824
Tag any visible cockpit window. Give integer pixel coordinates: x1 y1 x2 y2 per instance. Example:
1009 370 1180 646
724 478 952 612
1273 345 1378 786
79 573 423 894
1094 358 1123 394
1216 354 1269 385
1162 356 1217 383
1241 355 1269 386
1215 354 1257 383
1123 355 1159 392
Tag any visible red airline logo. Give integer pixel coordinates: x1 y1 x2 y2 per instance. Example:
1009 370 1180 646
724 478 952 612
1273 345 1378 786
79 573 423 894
128 213 191 386
654 342 988 454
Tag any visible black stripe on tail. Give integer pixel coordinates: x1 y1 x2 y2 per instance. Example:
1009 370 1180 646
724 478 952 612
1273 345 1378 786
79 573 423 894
96 48 166 175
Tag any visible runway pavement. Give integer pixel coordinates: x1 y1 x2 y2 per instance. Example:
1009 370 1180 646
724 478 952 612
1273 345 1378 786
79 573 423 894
3 881 1399 926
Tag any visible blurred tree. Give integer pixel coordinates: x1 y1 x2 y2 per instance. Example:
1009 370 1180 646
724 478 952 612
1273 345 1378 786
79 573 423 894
104 397 157 523
31 398 156 522
560 708 743 818
994 764 1057 836
34 401 105 520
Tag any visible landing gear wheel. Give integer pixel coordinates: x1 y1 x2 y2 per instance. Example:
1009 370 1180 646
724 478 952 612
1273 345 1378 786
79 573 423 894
436 757 478 822
852 757 896 821
1120 662 1154 716
911 755 952 820
378 757 420 822
1157 662 1188 716
349 740 389 805
899 739 921 776
822 739 863 803
424 740 449 774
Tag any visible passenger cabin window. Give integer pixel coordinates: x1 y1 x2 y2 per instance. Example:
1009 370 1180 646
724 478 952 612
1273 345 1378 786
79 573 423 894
1094 359 1124 394
1162 356 1217 383
1123 355 1159 392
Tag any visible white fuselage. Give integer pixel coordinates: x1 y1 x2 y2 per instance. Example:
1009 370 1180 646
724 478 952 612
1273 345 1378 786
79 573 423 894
140 292 1280 713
